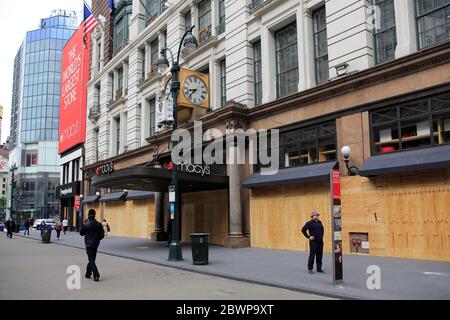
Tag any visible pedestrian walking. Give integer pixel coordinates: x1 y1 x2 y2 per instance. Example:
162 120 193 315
5 218 15 239
62 218 69 234
23 219 30 236
301 210 325 274
39 220 47 237
80 209 104 282
101 219 110 238
55 220 63 240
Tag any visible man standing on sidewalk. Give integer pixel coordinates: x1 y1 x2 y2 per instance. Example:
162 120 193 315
80 209 104 282
301 210 325 274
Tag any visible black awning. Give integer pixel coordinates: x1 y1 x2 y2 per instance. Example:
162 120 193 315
242 161 337 189
126 191 155 200
360 144 450 176
99 191 127 203
83 195 100 204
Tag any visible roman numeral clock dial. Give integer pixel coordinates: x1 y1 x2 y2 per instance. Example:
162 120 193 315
183 75 207 106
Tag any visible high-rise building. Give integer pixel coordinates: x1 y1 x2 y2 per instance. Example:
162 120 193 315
8 11 77 221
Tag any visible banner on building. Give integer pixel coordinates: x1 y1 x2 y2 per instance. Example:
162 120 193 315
74 195 81 210
58 24 90 154
331 165 343 284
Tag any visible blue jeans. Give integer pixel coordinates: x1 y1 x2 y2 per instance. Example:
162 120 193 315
24 228 30 235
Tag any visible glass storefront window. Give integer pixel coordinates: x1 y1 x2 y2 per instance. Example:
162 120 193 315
256 120 337 171
371 93 450 154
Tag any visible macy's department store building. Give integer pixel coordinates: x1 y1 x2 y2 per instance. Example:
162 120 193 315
80 0 450 263
82 42 450 262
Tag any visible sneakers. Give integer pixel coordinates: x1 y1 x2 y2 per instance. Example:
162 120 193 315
308 270 314 274
85 275 91 279
93 277 100 282
317 269 325 273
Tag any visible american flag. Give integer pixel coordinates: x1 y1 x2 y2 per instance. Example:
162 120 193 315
83 3 98 38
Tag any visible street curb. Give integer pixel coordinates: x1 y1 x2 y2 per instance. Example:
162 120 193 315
16 234 365 300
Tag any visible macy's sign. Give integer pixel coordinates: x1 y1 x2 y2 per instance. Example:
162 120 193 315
168 162 211 177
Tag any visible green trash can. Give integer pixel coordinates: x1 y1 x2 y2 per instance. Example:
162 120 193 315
42 227 52 243
189 233 209 265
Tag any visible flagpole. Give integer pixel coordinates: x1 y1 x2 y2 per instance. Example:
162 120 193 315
82 0 118 50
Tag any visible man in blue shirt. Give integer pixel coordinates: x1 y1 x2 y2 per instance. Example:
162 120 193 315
301 210 325 274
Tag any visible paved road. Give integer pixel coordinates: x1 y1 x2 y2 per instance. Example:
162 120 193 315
0 235 332 300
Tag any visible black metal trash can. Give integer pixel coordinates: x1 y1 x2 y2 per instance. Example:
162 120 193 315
14 224 20 233
42 227 52 243
189 233 209 265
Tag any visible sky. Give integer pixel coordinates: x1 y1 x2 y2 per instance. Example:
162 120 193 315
0 0 87 144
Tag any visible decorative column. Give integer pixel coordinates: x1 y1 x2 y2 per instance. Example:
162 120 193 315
298 6 315 91
224 118 250 248
211 0 218 37
152 162 167 241
113 69 119 99
144 42 150 80
123 61 129 95
394 0 418 58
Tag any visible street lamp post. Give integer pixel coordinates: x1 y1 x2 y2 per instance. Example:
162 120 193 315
9 164 17 222
157 26 198 262
341 146 360 176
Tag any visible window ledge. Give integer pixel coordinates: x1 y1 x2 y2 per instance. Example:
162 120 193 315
137 72 163 91
107 96 127 111
248 0 283 17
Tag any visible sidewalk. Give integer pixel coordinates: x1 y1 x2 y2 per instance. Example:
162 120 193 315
17 230 450 300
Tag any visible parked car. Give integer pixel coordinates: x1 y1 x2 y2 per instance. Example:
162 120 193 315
33 219 56 230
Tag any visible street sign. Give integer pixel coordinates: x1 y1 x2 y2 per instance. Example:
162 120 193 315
169 184 176 220
14 195 24 201
331 167 343 285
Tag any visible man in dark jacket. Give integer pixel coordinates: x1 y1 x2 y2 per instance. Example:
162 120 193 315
5 219 15 239
24 219 30 236
80 209 104 281
301 210 325 274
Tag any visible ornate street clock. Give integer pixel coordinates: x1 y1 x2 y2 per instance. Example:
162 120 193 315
182 75 208 106
163 68 210 109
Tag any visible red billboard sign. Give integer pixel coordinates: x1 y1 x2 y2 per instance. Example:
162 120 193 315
58 25 90 154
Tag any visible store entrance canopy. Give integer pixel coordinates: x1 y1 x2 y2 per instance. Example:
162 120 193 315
91 166 229 192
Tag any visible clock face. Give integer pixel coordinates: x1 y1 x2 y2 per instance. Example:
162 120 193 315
183 75 208 105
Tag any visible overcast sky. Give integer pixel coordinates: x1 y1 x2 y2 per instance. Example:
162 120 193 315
0 0 87 144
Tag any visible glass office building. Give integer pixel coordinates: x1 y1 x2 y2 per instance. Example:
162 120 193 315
8 12 76 220
21 14 77 143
